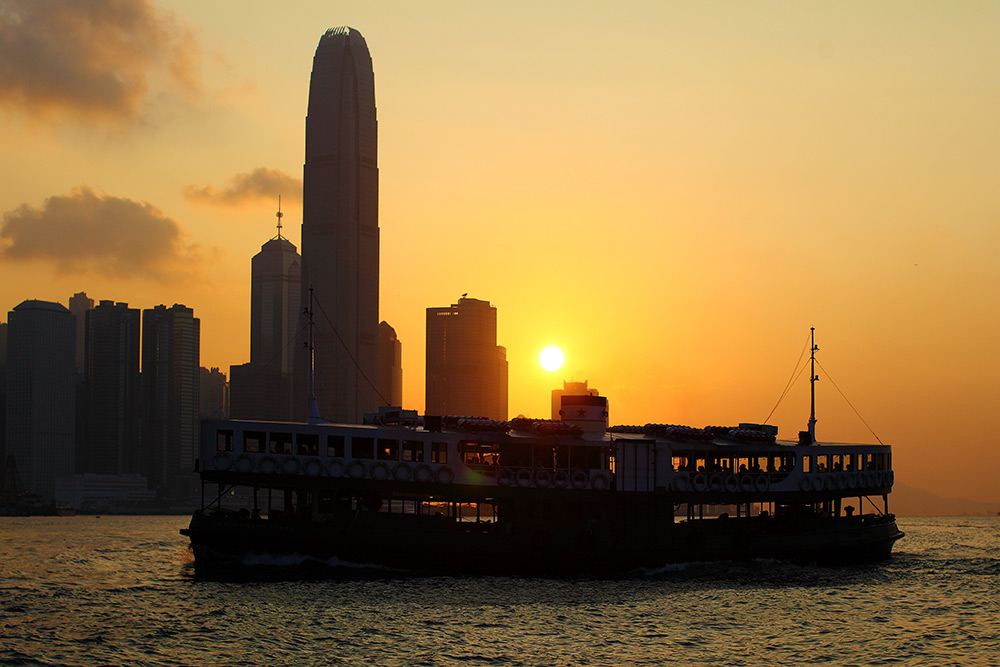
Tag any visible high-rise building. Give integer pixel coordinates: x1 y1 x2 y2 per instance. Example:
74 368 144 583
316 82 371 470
199 367 228 420
377 321 402 407
426 297 508 420
68 291 94 377
141 304 200 499
4 300 76 502
83 301 140 475
231 212 301 420
295 27 379 424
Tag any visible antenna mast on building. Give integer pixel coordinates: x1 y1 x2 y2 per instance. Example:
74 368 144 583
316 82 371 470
275 195 284 240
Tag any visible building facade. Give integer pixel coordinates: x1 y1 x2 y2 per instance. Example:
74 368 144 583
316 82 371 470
4 300 76 502
83 301 141 475
425 297 508 420
141 304 200 499
296 27 379 424
377 320 403 407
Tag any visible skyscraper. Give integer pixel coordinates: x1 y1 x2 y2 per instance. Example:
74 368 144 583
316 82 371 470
230 211 301 421
68 291 94 377
426 297 508 420
377 320 403 407
5 300 76 502
141 304 200 498
83 301 140 475
296 27 379 424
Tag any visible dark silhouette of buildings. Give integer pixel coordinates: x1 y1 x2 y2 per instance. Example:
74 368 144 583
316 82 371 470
426 297 508 420
68 291 94 377
199 367 228 420
141 304 200 499
296 27 379 424
4 300 76 502
83 301 141 475
231 213 301 421
377 321 402 407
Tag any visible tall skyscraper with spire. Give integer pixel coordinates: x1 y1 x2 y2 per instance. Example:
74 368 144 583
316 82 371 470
231 202 301 421
296 27 379 424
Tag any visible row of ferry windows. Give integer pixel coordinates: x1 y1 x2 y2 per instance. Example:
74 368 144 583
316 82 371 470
802 452 890 473
672 452 891 473
215 430 448 463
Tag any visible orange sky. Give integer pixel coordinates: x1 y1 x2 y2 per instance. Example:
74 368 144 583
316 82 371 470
1 1 998 502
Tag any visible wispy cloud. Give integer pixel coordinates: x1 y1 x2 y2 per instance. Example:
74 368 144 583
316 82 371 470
184 168 302 207
0 186 202 280
0 0 201 123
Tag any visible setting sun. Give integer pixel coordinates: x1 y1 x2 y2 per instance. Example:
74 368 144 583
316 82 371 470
539 346 565 372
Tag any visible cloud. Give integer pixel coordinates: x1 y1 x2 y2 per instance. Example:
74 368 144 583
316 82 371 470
184 168 302 207
0 186 201 280
0 0 201 122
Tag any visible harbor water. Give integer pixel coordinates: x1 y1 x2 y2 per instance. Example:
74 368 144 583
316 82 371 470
1 515 997 666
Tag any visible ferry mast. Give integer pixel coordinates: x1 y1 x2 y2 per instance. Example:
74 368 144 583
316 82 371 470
808 327 818 443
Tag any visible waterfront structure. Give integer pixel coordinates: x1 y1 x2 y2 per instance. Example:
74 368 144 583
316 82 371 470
4 300 76 502
377 321 402 407
68 292 94 377
231 210 300 421
295 27 379 424
83 301 141 475
426 297 508 420
141 304 200 499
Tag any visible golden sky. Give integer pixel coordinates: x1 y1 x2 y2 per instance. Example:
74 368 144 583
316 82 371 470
1 1 998 502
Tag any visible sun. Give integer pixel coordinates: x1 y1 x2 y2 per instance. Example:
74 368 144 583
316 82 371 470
539 345 565 372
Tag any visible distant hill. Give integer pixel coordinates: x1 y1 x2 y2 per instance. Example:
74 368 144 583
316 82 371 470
890 482 1000 517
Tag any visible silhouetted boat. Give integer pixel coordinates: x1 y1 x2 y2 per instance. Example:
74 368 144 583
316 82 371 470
181 330 903 576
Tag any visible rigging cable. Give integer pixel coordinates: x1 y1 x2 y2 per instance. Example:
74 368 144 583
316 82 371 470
814 358 884 446
762 331 813 424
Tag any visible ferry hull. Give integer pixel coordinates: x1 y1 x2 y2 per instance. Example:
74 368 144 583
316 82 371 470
182 512 903 577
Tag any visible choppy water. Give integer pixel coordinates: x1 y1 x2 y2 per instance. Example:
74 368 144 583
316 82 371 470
1 516 997 666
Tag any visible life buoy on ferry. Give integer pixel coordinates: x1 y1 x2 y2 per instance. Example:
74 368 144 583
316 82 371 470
847 472 858 488
553 469 570 489
213 452 233 471
570 470 589 490
516 468 534 488
281 457 301 475
326 460 345 478
824 475 836 492
692 473 708 492
304 459 323 476
591 472 610 491
724 475 739 493
811 476 824 493
740 474 755 493
497 467 514 487
414 464 433 483
753 474 768 493
835 473 848 490
672 475 690 493
346 460 367 479
235 454 254 473
394 463 413 482
436 467 455 484
258 456 278 475
863 471 874 487
535 468 552 488
371 461 390 481
799 476 812 492
709 474 723 493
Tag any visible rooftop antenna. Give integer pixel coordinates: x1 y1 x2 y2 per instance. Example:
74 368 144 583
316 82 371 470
274 195 284 240
304 284 323 423
808 327 818 443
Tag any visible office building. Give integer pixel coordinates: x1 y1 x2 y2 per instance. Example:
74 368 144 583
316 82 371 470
83 301 141 475
426 297 507 420
141 304 200 499
68 291 94 376
377 320 403 407
4 300 76 502
295 27 379 424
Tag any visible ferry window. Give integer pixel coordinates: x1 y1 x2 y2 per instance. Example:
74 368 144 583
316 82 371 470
432 442 447 464
327 435 345 458
402 440 424 462
269 432 293 454
461 441 498 466
845 454 856 471
502 443 530 468
578 447 601 470
803 455 812 473
244 431 264 453
832 454 843 471
672 456 687 472
297 433 319 456
352 437 374 459
216 430 234 452
378 439 399 461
